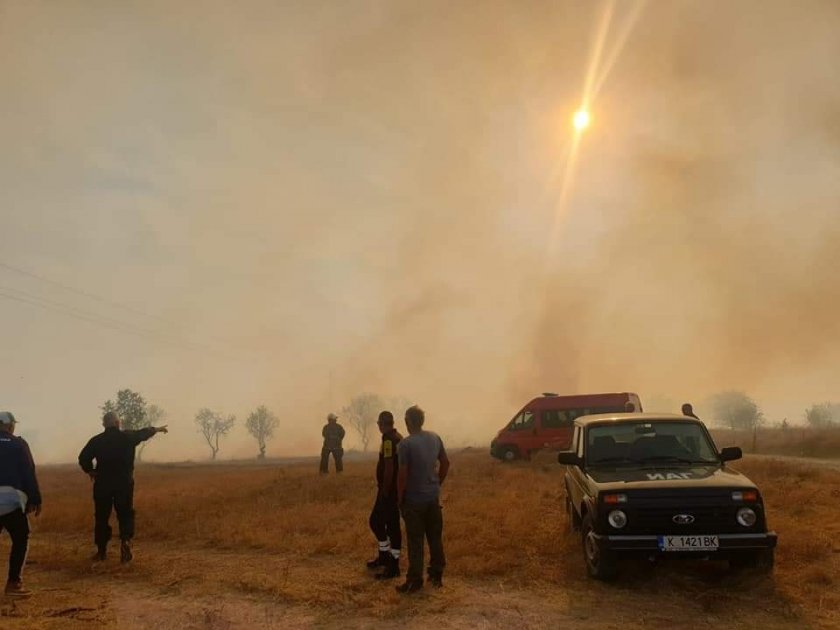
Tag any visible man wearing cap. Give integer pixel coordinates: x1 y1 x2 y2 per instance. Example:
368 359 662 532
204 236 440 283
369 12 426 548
320 413 345 474
0 411 42 597
366 410 403 579
78 411 168 562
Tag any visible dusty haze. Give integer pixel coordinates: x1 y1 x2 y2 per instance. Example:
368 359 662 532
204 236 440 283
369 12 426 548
1 0 838 463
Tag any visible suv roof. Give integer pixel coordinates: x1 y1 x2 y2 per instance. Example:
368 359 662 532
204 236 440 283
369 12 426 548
574 412 698 427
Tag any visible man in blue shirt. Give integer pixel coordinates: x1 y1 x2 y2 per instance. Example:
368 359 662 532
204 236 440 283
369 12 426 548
396 405 450 594
0 411 42 598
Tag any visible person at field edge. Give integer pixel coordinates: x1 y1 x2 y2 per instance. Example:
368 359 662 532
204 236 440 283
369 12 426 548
78 412 168 562
366 411 403 579
396 405 450 594
624 401 636 412
0 412 42 598
320 413 345 474
681 403 699 420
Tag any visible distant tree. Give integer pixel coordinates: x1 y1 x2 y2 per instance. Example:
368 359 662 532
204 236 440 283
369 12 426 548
102 389 147 430
804 403 836 428
342 393 383 452
194 408 236 460
386 396 414 423
245 405 279 459
138 404 167 461
709 391 764 431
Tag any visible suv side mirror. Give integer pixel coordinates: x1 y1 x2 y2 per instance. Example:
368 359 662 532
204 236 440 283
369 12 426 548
720 446 742 462
557 451 580 466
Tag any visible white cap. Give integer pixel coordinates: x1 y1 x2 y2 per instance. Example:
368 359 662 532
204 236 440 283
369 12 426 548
0 411 16 426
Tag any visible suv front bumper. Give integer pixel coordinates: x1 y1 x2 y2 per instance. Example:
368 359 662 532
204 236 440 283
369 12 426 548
593 531 778 553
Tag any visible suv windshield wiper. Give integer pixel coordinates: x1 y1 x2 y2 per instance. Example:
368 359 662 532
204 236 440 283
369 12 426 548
638 455 717 465
588 456 640 466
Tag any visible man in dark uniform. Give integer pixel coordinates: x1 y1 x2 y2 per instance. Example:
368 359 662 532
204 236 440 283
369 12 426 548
0 412 42 597
78 411 168 562
366 411 402 579
320 413 345 474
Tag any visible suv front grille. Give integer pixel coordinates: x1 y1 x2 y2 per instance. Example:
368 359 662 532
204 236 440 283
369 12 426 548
624 505 743 535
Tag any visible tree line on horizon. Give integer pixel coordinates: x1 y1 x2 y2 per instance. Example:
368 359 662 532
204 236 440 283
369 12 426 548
698 391 839 431
101 389 412 461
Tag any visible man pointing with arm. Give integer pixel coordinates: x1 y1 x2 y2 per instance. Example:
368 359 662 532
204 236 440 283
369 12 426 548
78 411 168 563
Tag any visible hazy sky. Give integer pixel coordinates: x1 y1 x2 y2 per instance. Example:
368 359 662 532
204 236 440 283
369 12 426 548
1 0 838 463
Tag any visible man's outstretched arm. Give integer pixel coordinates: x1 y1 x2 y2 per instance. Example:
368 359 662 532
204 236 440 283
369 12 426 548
128 425 169 446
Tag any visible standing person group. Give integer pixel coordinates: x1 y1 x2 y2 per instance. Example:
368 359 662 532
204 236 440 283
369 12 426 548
2 403 449 598
0 407 169 598
78 411 168 562
359 404 450 594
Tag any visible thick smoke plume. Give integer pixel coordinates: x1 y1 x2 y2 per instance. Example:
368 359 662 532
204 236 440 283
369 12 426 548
0 1 837 462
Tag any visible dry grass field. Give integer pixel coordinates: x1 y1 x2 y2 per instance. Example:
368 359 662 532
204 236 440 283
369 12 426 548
1 451 839 629
712 426 840 460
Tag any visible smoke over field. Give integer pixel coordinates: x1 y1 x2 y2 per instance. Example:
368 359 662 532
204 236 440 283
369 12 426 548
0 1 838 462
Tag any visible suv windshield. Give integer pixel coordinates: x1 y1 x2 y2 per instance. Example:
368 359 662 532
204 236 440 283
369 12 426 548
586 421 718 466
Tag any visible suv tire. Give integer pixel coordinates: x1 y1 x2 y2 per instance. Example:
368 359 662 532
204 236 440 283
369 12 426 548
581 513 618 580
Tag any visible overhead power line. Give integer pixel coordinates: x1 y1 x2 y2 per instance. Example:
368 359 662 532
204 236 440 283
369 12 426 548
0 261 179 327
0 260 242 359
0 284 235 359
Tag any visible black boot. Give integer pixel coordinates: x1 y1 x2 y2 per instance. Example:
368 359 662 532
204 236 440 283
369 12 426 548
428 572 443 588
366 550 389 570
375 555 400 580
395 579 423 594
120 539 133 563
92 544 107 562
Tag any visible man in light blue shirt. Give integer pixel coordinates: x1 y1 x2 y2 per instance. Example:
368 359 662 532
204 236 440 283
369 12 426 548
396 405 450 594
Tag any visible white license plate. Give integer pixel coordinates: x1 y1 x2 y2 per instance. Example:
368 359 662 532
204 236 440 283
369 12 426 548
658 535 719 552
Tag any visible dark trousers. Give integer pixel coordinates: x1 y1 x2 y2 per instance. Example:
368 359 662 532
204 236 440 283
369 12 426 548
93 480 135 547
0 509 29 583
401 501 445 582
369 492 401 550
319 448 343 473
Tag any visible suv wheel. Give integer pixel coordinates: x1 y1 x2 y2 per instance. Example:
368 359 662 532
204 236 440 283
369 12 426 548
581 513 618 580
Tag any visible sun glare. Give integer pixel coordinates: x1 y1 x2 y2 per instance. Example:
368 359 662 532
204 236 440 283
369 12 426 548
573 109 591 131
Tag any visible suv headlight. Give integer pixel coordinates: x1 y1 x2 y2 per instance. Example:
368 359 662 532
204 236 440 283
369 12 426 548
608 509 628 529
736 507 757 527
